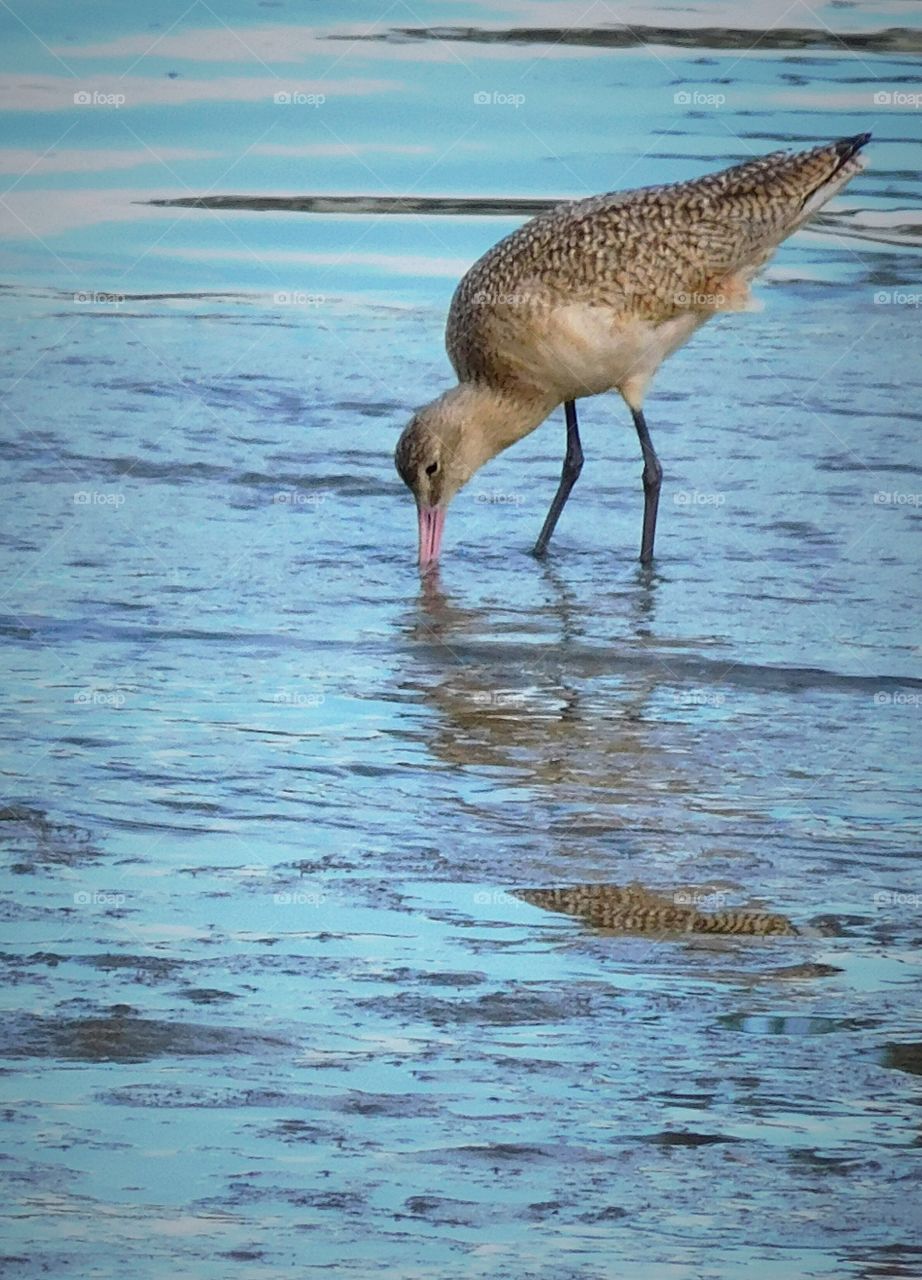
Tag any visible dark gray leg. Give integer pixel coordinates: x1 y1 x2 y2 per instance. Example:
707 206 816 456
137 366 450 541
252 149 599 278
632 407 662 564
533 400 583 557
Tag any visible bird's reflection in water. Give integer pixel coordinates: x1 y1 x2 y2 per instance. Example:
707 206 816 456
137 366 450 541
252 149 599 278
397 564 705 873
534 553 664 644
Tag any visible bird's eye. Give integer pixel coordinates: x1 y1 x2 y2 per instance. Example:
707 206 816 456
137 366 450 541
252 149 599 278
425 461 439 476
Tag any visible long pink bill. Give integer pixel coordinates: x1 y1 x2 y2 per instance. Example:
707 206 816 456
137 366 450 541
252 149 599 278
417 504 446 571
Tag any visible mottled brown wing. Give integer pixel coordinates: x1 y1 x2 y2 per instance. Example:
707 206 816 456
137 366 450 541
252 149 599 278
447 137 867 378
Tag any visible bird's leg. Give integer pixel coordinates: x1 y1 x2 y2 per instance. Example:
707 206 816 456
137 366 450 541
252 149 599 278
533 400 583 557
632 407 662 564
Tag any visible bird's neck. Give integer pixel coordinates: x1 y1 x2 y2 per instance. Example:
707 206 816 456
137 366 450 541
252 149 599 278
446 381 556 474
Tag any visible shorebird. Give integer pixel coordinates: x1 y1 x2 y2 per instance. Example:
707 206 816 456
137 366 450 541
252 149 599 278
395 133 870 569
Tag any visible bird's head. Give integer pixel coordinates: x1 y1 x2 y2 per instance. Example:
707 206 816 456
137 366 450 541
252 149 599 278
394 387 489 570
395 383 552 570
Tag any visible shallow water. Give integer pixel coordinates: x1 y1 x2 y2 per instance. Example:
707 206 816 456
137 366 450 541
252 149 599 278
1 2 922 1277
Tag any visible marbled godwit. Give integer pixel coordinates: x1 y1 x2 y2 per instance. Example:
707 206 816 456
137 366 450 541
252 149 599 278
395 133 870 569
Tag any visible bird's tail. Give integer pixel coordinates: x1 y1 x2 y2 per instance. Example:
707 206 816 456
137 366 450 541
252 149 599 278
703 132 871 255
797 132 872 219
712 133 870 209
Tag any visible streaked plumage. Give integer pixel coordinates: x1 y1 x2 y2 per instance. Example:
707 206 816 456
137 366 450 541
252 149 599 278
515 883 797 936
395 134 871 568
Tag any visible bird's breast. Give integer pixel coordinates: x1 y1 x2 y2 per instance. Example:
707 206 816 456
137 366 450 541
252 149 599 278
505 303 705 401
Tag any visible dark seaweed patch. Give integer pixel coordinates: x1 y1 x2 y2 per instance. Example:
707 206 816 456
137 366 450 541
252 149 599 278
0 1012 290 1063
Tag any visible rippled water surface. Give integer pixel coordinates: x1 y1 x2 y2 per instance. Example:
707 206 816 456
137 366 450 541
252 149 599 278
1 2 921 1277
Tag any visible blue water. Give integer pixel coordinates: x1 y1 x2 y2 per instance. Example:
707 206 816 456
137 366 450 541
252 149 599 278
2 2 922 1277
